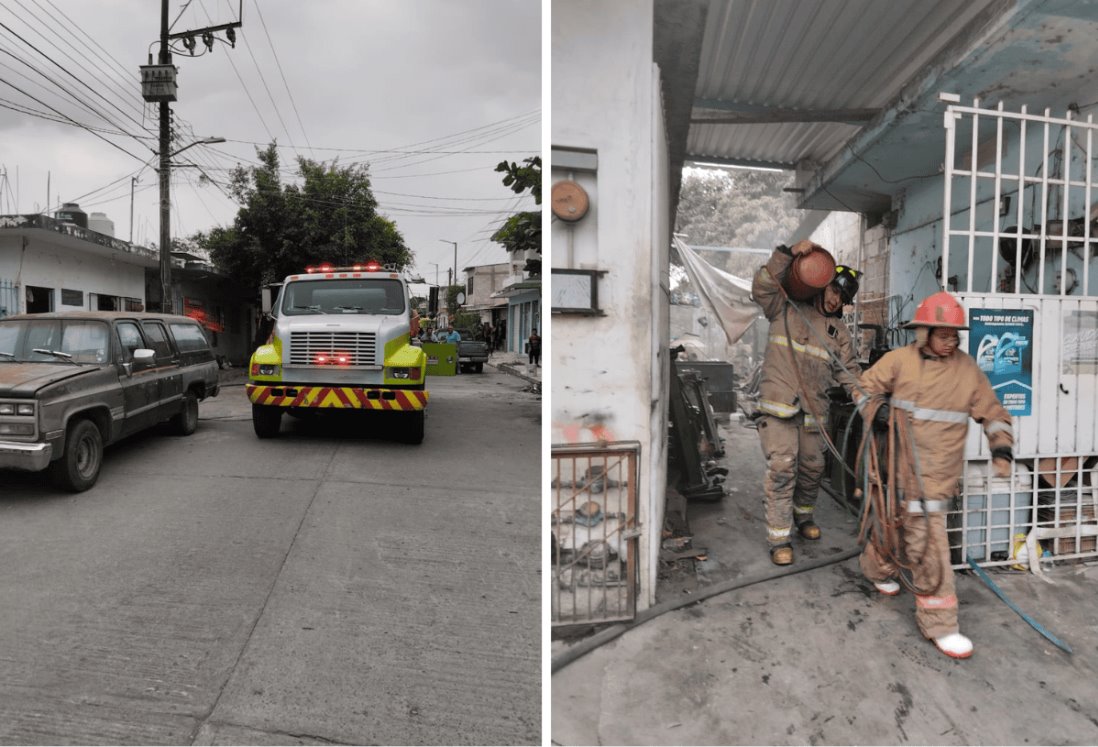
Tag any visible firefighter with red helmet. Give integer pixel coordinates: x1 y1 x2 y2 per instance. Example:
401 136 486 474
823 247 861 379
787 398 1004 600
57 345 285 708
858 291 1014 659
751 240 863 566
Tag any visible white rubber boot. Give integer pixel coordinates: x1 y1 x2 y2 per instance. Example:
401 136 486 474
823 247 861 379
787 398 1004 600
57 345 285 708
873 579 901 596
933 632 974 659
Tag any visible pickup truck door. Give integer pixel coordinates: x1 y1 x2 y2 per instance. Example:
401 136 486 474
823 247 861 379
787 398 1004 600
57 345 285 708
141 320 183 419
115 320 160 435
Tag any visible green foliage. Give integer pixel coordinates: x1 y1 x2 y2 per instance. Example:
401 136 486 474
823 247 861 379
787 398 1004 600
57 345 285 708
444 284 464 315
453 311 481 332
675 167 801 278
491 156 541 273
195 144 412 292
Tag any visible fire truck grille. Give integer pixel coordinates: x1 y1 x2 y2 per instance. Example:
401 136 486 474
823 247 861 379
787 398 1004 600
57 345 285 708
289 331 377 366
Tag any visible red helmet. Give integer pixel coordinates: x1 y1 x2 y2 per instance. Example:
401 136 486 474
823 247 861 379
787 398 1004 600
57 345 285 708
905 291 968 329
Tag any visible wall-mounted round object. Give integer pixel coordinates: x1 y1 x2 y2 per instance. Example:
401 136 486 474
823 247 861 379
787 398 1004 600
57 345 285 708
552 180 590 222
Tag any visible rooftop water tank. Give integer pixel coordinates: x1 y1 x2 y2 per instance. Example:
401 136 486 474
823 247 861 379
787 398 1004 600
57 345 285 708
55 202 88 229
88 212 114 237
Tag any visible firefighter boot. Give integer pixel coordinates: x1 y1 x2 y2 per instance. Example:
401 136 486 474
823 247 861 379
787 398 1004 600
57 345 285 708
795 518 821 540
769 543 794 565
873 579 901 596
933 632 974 659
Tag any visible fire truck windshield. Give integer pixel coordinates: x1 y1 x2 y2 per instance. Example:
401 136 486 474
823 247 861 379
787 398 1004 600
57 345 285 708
281 278 406 316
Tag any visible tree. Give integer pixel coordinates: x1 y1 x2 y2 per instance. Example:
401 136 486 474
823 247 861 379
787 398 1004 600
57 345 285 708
195 144 412 292
491 156 541 275
675 167 801 278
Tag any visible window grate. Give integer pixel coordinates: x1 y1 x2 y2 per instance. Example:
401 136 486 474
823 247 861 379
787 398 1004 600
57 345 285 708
552 442 639 628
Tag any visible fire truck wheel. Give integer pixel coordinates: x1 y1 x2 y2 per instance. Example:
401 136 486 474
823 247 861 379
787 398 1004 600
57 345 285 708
252 404 282 438
401 410 425 444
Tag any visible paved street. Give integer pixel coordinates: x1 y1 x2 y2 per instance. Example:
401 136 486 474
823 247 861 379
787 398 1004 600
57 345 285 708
0 368 541 745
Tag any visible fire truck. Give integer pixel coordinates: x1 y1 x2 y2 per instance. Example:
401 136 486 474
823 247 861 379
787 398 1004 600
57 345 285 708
246 261 428 443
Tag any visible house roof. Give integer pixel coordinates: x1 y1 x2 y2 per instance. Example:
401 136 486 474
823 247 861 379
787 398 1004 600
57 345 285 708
0 213 159 267
667 0 1098 214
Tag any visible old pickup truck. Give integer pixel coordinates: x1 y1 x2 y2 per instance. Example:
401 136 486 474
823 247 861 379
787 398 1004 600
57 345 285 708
0 311 220 491
455 329 489 373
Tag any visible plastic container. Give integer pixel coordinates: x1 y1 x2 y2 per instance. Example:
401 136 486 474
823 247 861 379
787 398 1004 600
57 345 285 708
958 463 1033 560
784 246 836 300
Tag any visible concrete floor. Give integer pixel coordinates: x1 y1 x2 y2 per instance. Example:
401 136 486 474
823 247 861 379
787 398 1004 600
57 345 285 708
552 416 1098 746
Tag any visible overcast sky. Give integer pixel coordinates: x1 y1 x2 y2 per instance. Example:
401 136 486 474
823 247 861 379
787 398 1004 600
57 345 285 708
0 0 541 288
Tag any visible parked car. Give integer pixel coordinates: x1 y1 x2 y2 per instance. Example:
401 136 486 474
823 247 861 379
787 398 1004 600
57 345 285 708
0 311 220 492
455 329 489 373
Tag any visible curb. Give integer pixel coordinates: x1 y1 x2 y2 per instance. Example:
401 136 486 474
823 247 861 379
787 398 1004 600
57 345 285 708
492 362 542 390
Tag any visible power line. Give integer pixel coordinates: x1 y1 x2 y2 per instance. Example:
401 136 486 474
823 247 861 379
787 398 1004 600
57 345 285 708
249 0 311 150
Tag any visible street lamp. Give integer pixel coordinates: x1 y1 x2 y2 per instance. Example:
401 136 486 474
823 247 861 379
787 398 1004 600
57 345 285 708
157 136 225 313
439 239 457 289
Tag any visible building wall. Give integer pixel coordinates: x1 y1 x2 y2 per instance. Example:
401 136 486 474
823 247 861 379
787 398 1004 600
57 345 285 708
552 0 667 607
0 236 146 315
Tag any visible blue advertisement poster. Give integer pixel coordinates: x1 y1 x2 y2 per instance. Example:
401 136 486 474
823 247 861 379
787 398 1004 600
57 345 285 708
969 308 1033 416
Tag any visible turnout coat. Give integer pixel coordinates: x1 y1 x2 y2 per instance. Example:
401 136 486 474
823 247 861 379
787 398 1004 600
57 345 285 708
751 247 860 428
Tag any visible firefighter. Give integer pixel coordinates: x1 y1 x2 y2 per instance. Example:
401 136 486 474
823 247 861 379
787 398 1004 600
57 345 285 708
858 291 1014 659
751 240 862 566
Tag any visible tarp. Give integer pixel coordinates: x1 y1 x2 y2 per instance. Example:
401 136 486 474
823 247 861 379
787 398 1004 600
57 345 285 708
671 236 758 346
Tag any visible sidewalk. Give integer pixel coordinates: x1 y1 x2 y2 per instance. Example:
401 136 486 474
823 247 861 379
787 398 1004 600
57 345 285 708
488 350 542 389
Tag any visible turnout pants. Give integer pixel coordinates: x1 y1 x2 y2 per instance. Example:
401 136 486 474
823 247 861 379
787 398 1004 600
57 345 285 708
860 503 959 639
756 412 826 547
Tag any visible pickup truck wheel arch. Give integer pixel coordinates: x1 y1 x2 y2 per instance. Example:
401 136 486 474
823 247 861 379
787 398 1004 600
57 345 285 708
169 390 199 436
49 418 103 492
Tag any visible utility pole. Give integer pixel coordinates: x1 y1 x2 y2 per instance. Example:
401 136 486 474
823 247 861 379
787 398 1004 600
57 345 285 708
158 0 171 311
141 0 241 313
130 176 137 244
440 239 458 289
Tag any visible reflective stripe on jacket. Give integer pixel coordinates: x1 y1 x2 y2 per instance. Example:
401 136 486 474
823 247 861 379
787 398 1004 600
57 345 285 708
859 343 1014 499
751 248 860 420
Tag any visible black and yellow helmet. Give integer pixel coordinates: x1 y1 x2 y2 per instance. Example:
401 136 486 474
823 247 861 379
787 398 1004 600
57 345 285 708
832 265 861 304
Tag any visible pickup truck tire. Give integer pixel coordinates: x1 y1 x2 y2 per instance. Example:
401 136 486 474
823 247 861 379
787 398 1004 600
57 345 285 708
474 362 484 373
252 404 282 438
50 418 103 492
169 391 199 435
401 410 425 444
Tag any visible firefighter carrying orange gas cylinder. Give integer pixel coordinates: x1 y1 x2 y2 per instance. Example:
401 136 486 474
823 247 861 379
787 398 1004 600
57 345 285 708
750 239 863 565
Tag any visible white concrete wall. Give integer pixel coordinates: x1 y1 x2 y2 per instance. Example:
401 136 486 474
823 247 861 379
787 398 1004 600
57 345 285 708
552 0 667 607
0 236 146 313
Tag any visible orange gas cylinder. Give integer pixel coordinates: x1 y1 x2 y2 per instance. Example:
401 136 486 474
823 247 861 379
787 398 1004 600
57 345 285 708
785 246 836 300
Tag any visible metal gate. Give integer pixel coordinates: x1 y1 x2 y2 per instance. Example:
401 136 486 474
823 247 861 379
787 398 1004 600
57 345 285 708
551 442 640 628
942 96 1098 567
0 278 18 317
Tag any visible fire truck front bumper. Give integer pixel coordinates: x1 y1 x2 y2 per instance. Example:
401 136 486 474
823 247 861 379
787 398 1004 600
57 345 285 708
246 384 428 411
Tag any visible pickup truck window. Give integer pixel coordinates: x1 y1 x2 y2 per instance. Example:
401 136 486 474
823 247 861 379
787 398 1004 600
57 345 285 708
281 278 406 316
0 319 108 363
116 321 146 362
141 321 175 362
169 322 210 353
61 322 110 364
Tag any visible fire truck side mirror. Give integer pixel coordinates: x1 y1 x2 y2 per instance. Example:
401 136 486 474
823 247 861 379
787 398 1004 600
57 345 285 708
261 287 274 314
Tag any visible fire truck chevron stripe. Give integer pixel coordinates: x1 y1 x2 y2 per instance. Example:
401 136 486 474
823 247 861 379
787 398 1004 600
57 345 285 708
247 384 428 410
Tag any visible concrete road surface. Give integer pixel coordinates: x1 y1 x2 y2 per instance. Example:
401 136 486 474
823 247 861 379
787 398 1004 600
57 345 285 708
0 369 540 745
553 415 1098 746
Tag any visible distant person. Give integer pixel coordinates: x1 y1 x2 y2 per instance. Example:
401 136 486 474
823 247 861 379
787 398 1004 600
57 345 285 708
484 324 495 354
526 328 541 367
445 325 461 344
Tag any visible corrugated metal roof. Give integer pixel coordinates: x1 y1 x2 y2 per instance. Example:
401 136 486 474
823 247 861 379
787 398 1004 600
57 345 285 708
687 0 1003 167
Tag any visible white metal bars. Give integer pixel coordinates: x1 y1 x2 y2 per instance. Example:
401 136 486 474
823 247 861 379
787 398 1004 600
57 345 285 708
942 99 1098 296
